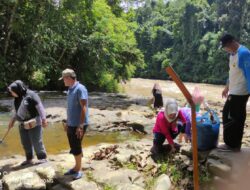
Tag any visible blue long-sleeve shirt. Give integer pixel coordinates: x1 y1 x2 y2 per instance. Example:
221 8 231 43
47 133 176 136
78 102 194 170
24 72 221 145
237 45 250 94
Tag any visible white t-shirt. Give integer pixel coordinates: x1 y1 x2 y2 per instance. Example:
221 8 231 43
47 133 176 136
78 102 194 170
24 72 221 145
229 50 248 95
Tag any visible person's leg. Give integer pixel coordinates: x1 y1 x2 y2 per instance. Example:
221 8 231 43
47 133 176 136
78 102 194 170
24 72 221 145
19 125 34 162
29 125 47 160
178 122 186 143
65 127 84 179
153 132 166 154
222 95 234 147
228 95 249 148
185 121 192 142
222 95 249 149
73 153 82 172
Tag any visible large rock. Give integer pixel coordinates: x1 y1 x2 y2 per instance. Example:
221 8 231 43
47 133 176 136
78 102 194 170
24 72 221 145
207 158 231 177
153 174 171 190
93 168 145 188
70 178 99 190
51 184 69 190
208 148 250 188
35 165 56 182
117 184 145 190
113 149 134 163
3 169 46 190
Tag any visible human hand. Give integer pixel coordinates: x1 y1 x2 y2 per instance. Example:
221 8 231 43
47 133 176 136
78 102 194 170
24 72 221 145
222 86 229 98
76 127 83 139
169 144 176 153
42 119 48 128
62 121 68 132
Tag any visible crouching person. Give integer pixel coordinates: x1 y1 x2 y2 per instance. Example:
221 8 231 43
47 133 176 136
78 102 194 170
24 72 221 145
152 99 186 154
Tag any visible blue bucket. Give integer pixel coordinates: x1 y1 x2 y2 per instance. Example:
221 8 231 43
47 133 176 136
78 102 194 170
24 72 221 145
196 111 220 151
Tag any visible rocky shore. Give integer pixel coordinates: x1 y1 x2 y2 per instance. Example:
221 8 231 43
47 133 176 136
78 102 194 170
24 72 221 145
0 84 250 189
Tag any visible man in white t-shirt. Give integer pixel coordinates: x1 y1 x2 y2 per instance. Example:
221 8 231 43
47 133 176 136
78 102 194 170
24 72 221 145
219 34 250 152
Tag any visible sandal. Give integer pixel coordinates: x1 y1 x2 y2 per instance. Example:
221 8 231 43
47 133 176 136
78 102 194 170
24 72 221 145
20 160 33 166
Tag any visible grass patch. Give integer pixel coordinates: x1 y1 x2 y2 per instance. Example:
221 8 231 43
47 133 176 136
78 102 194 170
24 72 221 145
85 171 115 190
144 177 156 190
158 162 168 175
123 162 137 170
86 171 95 181
200 166 213 184
103 184 115 190
169 165 182 184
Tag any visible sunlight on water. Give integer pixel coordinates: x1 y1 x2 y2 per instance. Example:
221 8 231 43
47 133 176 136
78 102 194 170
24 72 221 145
0 113 144 158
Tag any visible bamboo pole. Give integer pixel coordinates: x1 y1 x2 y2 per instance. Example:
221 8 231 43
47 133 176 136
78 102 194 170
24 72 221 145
166 66 199 190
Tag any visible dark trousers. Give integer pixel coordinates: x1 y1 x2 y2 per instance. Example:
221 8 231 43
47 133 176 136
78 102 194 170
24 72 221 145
19 125 47 160
222 94 249 148
153 123 183 153
67 125 88 156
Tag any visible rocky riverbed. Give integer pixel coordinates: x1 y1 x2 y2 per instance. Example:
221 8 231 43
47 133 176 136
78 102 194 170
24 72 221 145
1 78 250 190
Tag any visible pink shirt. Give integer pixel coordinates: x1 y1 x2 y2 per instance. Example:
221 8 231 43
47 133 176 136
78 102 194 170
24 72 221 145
153 110 186 145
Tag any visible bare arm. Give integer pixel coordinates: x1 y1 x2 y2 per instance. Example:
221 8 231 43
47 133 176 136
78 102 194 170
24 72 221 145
76 99 87 139
79 99 87 125
35 102 47 128
222 83 229 98
8 115 16 129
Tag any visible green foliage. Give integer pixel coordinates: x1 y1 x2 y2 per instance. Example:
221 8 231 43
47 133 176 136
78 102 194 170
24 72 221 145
103 184 115 190
123 162 137 170
169 165 182 184
98 72 119 92
0 0 143 91
158 162 168 174
134 0 250 84
144 177 156 190
199 166 212 184
31 70 47 89
2 0 250 90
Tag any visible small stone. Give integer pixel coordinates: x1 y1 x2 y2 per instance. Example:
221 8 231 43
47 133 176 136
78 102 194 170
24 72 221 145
153 174 171 190
187 166 193 172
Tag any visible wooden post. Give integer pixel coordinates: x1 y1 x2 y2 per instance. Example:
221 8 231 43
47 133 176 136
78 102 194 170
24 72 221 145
166 66 199 190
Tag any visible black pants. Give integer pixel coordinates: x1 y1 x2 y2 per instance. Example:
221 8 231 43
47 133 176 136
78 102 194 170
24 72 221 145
67 125 88 156
222 94 249 148
153 123 184 153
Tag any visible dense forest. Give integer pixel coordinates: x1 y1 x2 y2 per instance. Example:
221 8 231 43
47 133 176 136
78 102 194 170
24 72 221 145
134 0 250 84
1 0 250 91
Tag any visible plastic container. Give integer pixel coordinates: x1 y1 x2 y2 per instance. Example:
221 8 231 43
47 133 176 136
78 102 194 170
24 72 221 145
196 111 220 151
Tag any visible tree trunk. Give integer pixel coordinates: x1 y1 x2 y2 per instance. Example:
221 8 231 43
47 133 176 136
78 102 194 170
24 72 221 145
4 0 19 57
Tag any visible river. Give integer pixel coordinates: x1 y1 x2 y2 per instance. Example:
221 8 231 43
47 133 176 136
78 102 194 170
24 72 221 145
1 78 249 158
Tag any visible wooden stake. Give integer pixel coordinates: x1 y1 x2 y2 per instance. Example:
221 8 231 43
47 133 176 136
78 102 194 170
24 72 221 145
166 66 199 190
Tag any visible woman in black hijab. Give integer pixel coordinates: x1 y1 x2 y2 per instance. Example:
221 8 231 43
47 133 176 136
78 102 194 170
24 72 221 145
152 83 163 109
8 80 48 165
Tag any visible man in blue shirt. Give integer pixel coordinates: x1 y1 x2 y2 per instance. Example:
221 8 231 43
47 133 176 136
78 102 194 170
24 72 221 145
59 68 89 179
218 34 250 152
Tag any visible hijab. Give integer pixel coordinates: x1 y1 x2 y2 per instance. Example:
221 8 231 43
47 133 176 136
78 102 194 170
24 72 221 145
8 80 27 111
164 98 178 123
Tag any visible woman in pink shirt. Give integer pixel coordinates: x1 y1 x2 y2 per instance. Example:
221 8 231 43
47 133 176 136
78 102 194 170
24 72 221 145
153 99 186 154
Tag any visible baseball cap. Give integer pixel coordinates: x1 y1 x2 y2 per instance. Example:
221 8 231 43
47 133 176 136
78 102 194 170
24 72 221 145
219 34 235 48
59 69 76 80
